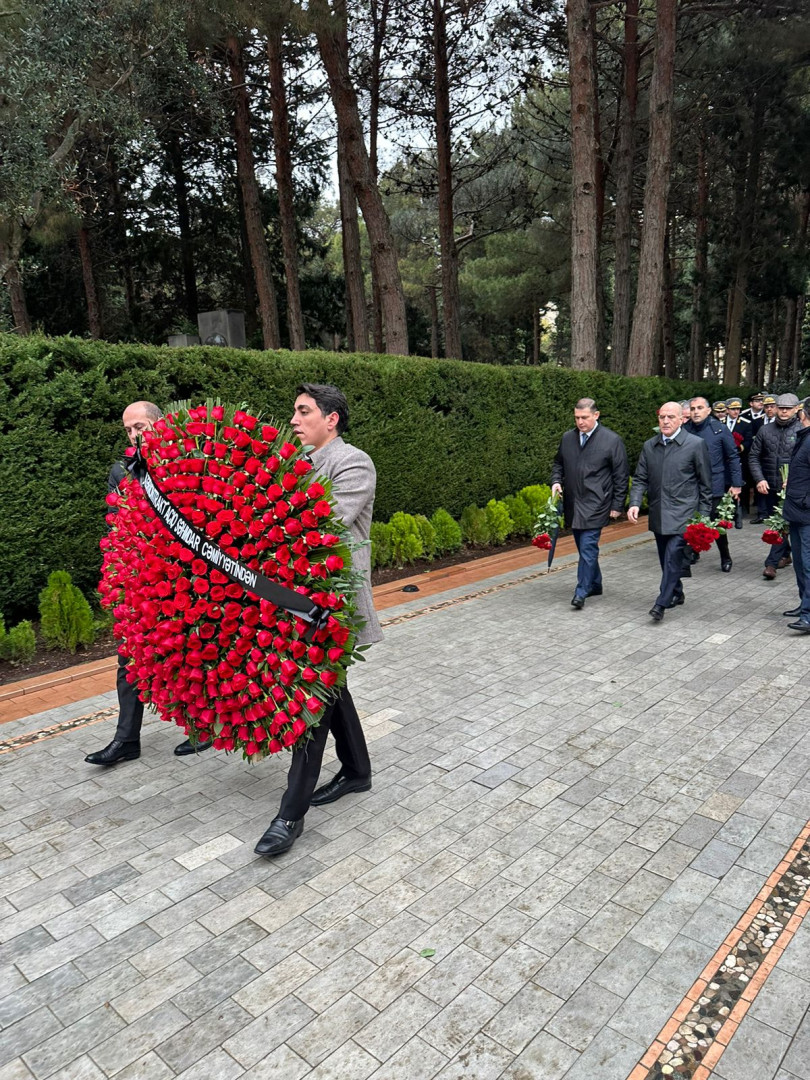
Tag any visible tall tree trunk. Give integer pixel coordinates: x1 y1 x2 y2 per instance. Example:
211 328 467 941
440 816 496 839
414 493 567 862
781 296 798 378
792 294 805 381
427 285 440 358
757 325 768 389
166 132 198 322
226 34 281 350
77 224 103 338
267 26 305 350
768 301 779 385
566 0 600 370
433 0 463 359
233 164 260 342
107 151 139 333
0 239 31 335
689 119 708 381
661 223 676 378
610 0 640 374
750 316 760 387
337 135 369 351
367 0 389 353
724 97 765 384
314 0 408 355
626 0 677 376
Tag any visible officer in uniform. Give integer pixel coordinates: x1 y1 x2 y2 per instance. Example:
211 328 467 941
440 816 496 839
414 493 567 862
726 397 753 513
712 400 729 422
741 392 765 424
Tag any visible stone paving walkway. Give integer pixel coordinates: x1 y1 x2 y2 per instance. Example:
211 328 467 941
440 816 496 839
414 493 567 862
1 526 809 1080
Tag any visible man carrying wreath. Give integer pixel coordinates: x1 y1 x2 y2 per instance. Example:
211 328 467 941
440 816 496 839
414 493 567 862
254 384 383 857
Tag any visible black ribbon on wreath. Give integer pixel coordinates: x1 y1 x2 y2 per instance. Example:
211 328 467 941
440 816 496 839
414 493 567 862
128 447 331 632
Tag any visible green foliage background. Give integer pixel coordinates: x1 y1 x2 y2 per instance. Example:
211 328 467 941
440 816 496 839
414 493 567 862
0 333 743 619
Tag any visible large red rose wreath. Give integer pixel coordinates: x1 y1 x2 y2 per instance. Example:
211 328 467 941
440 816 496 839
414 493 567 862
98 402 365 760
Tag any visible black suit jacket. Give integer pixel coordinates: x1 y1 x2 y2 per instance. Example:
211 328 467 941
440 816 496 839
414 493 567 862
551 424 629 530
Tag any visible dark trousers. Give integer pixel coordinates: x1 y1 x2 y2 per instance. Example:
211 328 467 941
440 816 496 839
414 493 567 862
278 687 371 820
654 533 687 608
572 528 602 599
762 492 791 567
788 523 810 621
114 649 144 743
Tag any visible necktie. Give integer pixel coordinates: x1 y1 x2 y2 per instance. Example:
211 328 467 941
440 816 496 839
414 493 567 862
580 432 587 448
662 437 669 445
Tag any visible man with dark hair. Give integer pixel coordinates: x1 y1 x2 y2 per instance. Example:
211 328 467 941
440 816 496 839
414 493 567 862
551 398 629 609
85 401 212 765
627 402 712 621
254 383 382 857
749 394 802 579
685 397 742 572
782 396 810 632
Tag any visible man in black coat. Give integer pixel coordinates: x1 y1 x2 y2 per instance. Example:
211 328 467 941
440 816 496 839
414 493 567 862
627 401 712 621
749 393 803 579
551 398 629 609
85 401 212 765
782 396 810 632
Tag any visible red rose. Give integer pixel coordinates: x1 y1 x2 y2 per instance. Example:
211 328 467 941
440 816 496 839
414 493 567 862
325 554 344 573
531 533 553 550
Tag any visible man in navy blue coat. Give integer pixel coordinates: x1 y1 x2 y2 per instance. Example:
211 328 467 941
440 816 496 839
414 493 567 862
685 397 743 573
783 397 810 632
550 398 629 609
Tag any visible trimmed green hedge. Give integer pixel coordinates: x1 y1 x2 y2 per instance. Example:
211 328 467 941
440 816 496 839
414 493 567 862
0 333 742 619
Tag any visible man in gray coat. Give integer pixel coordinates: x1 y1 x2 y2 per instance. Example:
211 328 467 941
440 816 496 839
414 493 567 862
627 401 712 621
255 383 383 857
551 398 629 608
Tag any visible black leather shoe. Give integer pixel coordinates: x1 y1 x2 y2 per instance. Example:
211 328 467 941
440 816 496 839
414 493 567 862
750 517 764 524
309 773 372 806
668 594 685 608
174 738 214 757
787 620 810 633
254 817 303 856
85 740 140 765
721 559 733 573
783 607 803 617
571 595 585 610
587 585 603 596
649 605 665 622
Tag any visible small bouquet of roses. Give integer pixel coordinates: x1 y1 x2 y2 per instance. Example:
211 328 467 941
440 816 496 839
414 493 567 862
711 491 737 533
761 466 789 545
532 493 563 551
683 516 720 553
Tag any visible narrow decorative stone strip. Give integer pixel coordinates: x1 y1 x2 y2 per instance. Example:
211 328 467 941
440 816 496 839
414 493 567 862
381 536 652 628
627 818 810 1080
0 707 116 755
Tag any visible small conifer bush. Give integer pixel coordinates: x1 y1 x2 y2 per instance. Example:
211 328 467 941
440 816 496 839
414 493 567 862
503 495 534 537
413 515 437 560
39 570 96 652
485 499 514 545
370 522 394 569
430 508 463 554
460 505 491 546
0 619 36 664
389 512 424 565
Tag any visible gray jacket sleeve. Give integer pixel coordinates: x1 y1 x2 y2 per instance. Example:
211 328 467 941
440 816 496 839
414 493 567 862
328 449 376 529
629 445 649 509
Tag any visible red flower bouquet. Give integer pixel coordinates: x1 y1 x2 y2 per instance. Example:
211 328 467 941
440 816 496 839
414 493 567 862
532 494 563 551
732 430 744 449
762 529 785 545
683 520 720 553
532 533 553 550
99 401 364 760
760 465 789 547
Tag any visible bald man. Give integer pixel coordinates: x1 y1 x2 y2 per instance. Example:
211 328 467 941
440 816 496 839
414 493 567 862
628 402 712 621
85 401 212 765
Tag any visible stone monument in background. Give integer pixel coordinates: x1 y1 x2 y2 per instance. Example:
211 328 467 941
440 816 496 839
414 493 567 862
197 310 246 349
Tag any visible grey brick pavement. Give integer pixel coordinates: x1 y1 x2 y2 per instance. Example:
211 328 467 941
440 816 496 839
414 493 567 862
1 527 809 1080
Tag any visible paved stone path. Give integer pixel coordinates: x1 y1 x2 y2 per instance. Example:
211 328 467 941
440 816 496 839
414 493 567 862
1 527 809 1080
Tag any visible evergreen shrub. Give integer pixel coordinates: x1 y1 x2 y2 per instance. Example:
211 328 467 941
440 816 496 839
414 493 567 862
389 512 423 565
503 494 534 537
39 570 96 652
370 522 394 569
485 499 513 545
0 333 744 619
413 515 437 560
430 508 463 554
460 505 491 546
0 620 36 664
518 484 553 517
